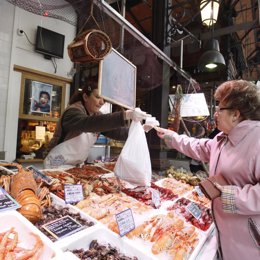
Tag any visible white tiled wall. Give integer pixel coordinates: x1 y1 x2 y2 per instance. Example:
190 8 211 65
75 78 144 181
0 1 76 161
0 1 14 157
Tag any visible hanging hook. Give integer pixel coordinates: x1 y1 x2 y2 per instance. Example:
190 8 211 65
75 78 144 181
77 0 101 37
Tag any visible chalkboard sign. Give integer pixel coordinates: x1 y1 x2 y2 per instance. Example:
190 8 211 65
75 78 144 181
0 188 20 212
42 216 83 239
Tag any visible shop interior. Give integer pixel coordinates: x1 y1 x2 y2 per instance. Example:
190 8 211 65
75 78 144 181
0 1 259 260
11 0 260 171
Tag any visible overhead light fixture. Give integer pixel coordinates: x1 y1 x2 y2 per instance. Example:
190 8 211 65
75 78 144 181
198 39 226 72
200 0 220 27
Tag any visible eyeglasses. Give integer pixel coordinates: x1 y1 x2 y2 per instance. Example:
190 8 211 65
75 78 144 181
215 106 233 112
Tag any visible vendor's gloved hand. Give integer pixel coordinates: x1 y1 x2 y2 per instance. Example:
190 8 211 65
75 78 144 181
143 117 160 132
125 108 151 122
199 174 228 200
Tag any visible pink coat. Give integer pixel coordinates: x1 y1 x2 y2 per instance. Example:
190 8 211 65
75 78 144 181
165 120 260 260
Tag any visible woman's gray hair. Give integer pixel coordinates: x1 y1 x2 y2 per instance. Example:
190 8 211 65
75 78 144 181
214 80 260 121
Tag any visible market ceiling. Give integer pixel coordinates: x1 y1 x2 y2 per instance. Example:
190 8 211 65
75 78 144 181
65 0 260 84
9 0 260 84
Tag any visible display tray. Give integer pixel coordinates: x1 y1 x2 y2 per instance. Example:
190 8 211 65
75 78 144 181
125 210 210 260
155 177 194 197
34 193 99 244
59 225 156 260
0 210 62 259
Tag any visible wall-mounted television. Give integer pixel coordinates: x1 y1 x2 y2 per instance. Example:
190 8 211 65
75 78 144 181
35 26 65 59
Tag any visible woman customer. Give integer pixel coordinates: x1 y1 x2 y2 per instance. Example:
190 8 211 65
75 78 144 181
44 80 149 168
155 80 260 260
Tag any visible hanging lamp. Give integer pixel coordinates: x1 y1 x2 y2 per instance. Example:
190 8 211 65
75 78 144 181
198 39 226 72
200 0 220 27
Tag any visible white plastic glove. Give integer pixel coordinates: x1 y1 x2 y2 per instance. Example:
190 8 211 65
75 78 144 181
125 108 151 122
143 117 160 132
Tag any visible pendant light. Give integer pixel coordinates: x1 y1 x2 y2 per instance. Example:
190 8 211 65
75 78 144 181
198 39 226 72
200 0 220 27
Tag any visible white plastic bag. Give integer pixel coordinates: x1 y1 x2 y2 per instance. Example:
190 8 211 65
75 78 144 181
114 121 152 186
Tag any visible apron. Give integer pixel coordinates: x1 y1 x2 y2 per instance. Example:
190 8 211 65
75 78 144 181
44 132 98 169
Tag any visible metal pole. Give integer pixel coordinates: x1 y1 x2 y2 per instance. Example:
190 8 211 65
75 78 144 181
119 0 126 52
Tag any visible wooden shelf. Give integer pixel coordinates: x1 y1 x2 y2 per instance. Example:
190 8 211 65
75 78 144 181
16 158 43 163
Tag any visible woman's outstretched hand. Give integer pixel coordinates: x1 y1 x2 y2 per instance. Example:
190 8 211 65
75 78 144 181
155 127 174 139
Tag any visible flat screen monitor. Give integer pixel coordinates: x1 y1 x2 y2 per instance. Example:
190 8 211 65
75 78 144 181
35 26 65 59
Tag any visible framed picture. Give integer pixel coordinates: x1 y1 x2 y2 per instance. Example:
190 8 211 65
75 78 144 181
30 81 53 114
98 48 136 109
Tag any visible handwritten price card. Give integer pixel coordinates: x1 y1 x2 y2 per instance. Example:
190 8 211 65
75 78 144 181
64 184 84 204
186 202 202 219
115 208 135 237
150 188 161 208
195 186 204 197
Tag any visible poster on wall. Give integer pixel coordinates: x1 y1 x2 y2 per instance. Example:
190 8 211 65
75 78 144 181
98 48 136 110
169 93 210 117
30 81 52 114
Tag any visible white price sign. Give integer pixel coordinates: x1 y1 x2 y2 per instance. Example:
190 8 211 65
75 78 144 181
186 202 202 220
195 186 204 197
150 188 161 208
64 184 84 204
115 208 135 237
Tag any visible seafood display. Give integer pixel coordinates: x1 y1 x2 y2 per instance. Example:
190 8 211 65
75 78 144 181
96 161 116 172
66 164 111 176
158 177 193 196
121 182 178 208
0 210 58 259
43 170 120 199
35 204 95 242
187 190 211 208
76 193 152 223
127 213 199 259
70 239 138 260
0 175 11 193
166 166 207 186
167 197 213 231
0 228 44 259
0 161 215 260
0 164 51 223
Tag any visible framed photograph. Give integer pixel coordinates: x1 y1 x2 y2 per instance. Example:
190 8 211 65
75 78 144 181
98 48 136 109
30 81 53 114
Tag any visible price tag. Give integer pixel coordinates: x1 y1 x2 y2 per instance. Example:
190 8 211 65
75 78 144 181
42 216 83 240
27 165 53 185
115 208 135 237
0 188 20 212
195 186 204 197
64 184 84 204
186 202 202 220
150 188 161 208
